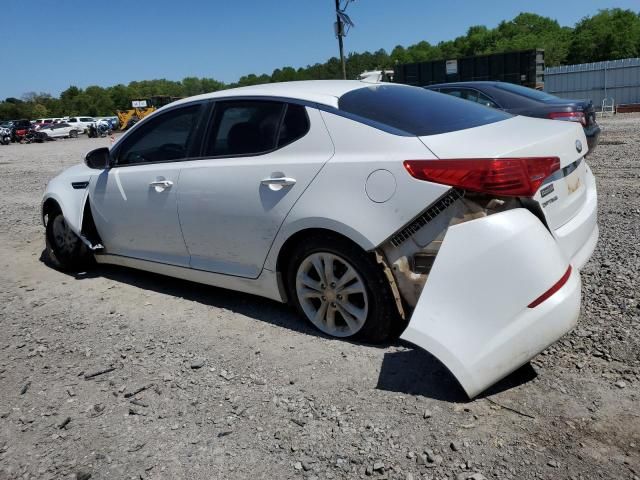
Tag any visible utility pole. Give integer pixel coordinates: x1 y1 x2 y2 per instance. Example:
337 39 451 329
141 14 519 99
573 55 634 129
335 0 346 79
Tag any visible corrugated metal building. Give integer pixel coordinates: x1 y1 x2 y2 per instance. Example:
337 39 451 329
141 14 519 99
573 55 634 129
544 58 640 109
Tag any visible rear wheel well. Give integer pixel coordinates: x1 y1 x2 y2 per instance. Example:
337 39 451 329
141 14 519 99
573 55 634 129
276 228 368 285
278 228 406 341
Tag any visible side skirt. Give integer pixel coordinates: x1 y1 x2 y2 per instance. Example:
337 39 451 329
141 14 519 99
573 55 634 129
94 254 285 303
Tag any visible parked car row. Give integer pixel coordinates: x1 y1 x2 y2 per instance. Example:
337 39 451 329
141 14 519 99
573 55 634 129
0 116 118 144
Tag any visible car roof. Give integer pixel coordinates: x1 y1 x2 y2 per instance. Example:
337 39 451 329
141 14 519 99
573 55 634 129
170 80 387 109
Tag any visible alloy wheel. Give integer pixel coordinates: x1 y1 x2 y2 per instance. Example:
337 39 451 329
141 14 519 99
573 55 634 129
295 252 369 337
51 215 79 256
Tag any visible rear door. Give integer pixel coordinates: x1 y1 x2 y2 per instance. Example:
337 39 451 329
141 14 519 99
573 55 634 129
89 103 204 266
177 100 334 278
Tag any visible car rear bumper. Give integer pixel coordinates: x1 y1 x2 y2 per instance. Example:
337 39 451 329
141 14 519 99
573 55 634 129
400 208 581 398
553 162 598 270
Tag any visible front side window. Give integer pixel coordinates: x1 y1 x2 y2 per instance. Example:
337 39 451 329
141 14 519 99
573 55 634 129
339 84 511 136
68 118 77 123
116 104 201 165
205 101 284 157
80 117 94 122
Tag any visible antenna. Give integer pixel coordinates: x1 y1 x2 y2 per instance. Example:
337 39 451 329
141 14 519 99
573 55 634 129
334 0 356 80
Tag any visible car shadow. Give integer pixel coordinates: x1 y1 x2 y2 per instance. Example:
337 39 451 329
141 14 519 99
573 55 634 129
39 253 320 338
375 346 539 402
40 250 539 402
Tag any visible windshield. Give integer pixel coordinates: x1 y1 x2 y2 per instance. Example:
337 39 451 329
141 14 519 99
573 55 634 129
338 84 511 136
492 82 558 102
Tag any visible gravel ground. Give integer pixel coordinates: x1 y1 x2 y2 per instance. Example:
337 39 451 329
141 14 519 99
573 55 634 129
0 116 638 480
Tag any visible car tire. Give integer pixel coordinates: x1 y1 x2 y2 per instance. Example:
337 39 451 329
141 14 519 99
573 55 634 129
286 233 402 343
69 130 78 138
45 208 94 272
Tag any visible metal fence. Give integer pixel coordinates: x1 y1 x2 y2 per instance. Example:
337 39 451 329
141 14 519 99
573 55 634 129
544 58 640 110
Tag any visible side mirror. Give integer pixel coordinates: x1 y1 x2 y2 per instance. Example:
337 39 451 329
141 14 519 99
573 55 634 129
85 147 111 169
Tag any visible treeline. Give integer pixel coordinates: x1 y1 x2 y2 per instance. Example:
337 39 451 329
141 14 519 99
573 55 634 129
2 9 639 120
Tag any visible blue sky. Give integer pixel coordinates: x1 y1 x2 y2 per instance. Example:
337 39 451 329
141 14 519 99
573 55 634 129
2 0 637 99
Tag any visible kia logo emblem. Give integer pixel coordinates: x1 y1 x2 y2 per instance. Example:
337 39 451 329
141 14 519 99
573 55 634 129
575 140 583 153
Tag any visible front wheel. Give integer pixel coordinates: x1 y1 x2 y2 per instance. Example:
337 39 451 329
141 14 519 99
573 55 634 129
286 234 401 343
45 209 94 271
69 130 78 138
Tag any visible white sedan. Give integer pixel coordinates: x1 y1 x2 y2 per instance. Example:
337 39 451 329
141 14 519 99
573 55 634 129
41 81 598 398
39 122 80 139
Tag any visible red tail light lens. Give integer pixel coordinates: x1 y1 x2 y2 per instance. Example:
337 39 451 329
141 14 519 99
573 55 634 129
548 111 586 126
527 265 572 308
404 157 560 197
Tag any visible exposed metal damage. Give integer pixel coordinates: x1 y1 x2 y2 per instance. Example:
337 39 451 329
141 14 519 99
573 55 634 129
379 189 521 309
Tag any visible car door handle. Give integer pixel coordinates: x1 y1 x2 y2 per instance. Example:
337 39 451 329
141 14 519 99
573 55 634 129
149 180 173 188
260 176 296 187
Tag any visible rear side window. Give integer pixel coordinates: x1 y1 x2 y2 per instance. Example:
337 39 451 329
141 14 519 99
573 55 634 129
338 84 511 136
205 101 285 156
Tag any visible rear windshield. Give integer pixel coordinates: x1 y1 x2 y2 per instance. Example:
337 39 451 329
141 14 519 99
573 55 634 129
492 82 558 102
338 84 511 136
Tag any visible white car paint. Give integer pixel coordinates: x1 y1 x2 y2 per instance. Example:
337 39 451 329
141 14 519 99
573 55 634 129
42 80 598 398
39 123 79 138
67 116 96 133
401 209 581 398
177 107 334 277
89 164 187 266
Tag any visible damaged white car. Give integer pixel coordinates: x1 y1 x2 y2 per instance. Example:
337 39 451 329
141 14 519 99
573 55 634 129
41 81 598 398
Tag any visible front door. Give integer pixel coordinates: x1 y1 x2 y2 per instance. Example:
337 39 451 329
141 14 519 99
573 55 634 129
89 103 204 266
178 101 334 278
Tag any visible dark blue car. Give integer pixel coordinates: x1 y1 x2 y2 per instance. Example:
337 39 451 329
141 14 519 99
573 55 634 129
425 81 601 153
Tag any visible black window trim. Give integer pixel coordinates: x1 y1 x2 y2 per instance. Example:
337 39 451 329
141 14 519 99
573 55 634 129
111 96 313 167
200 99 286 160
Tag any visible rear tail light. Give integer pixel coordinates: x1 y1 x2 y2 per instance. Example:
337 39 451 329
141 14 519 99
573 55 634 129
404 157 560 197
527 265 572 308
548 111 586 127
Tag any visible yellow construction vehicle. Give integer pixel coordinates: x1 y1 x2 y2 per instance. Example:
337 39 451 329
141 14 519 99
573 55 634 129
116 96 181 130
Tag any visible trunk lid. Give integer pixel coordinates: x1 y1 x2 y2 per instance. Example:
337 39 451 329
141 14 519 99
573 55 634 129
418 115 589 231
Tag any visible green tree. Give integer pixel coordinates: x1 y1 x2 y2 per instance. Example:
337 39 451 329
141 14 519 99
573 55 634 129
492 13 571 66
568 9 640 63
32 104 48 118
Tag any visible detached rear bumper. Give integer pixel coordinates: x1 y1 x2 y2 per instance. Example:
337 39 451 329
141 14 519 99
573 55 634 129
400 208 581 398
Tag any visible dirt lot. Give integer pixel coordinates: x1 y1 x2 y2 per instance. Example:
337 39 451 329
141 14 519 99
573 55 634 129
0 115 638 480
